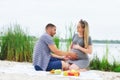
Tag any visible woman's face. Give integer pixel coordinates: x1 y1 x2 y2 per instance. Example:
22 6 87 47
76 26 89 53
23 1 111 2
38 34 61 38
77 23 84 33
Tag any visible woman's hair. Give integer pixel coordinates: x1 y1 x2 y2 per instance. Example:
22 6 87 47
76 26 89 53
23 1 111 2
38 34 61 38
79 19 89 48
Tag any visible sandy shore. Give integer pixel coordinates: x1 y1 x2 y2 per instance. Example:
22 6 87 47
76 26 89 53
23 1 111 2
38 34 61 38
94 70 120 80
0 60 120 80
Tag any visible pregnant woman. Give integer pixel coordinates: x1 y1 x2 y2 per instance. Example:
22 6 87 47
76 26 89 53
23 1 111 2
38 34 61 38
67 19 93 71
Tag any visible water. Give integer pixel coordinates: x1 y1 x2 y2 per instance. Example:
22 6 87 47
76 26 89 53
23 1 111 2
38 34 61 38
59 42 120 63
93 43 120 63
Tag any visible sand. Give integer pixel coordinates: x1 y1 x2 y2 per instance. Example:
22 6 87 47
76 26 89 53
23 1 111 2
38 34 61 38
0 60 120 80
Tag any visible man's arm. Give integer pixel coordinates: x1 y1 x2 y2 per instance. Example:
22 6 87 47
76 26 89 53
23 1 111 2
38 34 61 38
48 44 67 56
51 53 64 59
48 44 78 59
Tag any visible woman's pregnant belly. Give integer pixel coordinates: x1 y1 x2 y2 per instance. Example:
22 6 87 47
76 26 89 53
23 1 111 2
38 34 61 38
71 49 88 59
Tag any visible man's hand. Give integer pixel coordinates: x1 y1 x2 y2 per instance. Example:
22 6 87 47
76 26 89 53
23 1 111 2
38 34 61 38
66 52 78 60
62 56 69 61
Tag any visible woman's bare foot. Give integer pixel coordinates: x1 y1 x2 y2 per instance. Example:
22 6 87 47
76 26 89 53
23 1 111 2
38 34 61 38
69 64 80 70
68 63 88 72
79 68 87 72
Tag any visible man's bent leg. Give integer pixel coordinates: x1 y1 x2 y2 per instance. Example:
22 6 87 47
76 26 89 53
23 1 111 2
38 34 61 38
46 59 62 71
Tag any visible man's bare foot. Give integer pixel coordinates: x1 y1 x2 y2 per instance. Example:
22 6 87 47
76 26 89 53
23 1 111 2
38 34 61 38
63 62 70 71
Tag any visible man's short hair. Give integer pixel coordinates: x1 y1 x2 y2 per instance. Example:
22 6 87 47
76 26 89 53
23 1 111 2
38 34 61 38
45 23 56 29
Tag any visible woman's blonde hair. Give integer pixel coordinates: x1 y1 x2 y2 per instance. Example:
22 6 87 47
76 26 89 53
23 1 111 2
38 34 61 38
79 19 89 48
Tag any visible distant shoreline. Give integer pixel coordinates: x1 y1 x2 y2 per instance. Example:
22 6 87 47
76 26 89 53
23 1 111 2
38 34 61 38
1 36 120 44
92 40 120 44
59 39 120 44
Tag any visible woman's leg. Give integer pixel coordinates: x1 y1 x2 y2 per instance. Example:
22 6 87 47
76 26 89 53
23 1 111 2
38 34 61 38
69 63 87 72
69 63 79 70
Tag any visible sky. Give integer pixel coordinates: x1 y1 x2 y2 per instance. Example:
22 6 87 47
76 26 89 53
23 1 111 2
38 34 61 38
0 0 120 40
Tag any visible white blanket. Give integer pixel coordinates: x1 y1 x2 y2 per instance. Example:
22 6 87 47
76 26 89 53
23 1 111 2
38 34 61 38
0 61 103 80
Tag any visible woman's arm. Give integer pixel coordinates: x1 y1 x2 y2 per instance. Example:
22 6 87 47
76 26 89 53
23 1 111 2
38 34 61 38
73 45 92 54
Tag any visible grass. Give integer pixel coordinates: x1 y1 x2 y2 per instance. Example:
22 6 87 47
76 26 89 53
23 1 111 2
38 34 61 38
0 24 34 62
53 35 60 48
64 23 76 51
89 43 120 72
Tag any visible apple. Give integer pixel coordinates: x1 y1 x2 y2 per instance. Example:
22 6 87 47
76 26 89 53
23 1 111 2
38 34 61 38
54 69 62 74
68 71 74 76
63 71 68 76
71 69 76 73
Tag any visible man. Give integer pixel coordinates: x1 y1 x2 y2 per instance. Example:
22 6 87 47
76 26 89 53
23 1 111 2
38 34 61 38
33 23 77 71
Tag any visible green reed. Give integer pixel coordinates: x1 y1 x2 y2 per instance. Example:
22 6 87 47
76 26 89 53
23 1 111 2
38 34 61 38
53 35 60 48
53 23 75 51
0 24 34 62
90 43 120 72
64 23 76 51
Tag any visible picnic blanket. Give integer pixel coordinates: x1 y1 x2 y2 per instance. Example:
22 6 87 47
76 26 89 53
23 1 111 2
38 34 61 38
0 61 103 80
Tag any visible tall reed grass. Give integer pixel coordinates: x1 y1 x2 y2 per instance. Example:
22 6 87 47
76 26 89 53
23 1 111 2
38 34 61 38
53 36 60 48
90 43 120 72
64 23 76 51
53 23 76 51
0 24 34 62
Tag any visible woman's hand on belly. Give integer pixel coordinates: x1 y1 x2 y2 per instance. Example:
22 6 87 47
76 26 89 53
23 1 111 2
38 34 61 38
72 44 81 50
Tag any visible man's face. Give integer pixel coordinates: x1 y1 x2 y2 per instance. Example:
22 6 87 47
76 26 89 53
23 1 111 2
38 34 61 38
50 27 56 37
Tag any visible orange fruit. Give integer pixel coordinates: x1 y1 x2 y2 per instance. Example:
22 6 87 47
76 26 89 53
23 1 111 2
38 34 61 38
50 69 55 74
